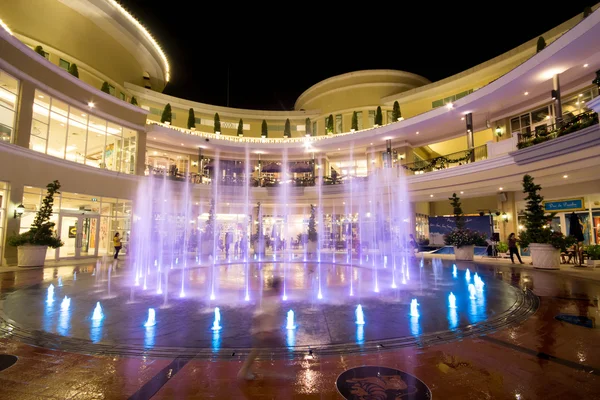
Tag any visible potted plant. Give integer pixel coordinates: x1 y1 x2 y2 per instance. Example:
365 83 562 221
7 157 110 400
443 193 487 261
326 115 334 134
374 106 383 126
261 120 268 138
187 108 196 130
201 200 215 256
214 113 221 134
518 175 576 269
586 245 600 267
237 118 244 137
306 204 318 255
496 241 509 257
392 101 402 122
252 202 266 256
8 180 63 267
351 111 358 132
161 103 172 125
305 117 312 137
284 118 291 138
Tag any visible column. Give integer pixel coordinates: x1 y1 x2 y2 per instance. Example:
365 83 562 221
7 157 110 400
553 74 563 127
135 129 147 175
3 183 24 265
497 191 517 242
14 80 35 149
465 113 475 162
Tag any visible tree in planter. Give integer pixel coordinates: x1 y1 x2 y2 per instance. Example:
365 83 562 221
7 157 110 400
308 204 318 243
351 111 358 131
326 114 334 134
305 117 312 136
214 113 221 133
284 118 291 138
375 106 383 126
236 118 244 136
518 175 575 250
536 36 546 53
251 202 266 251
203 199 215 241
187 108 196 129
261 120 268 138
68 64 79 78
8 180 63 249
584 6 592 18
443 193 487 249
392 101 402 121
34 45 46 57
130 96 139 106
161 103 172 124
101 81 111 94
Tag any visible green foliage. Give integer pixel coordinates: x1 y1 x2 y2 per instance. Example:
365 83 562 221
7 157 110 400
34 45 45 57
203 199 215 240
496 242 509 253
261 120 268 138
443 192 486 247
392 101 402 121
68 63 79 78
586 245 600 260
214 113 221 133
130 96 138 106
308 204 318 242
518 174 576 250
187 108 195 129
351 111 358 131
375 106 383 125
101 81 111 94
8 181 63 248
536 36 546 53
449 193 465 230
583 6 592 18
251 202 265 243
284 118 291 138
305 118 312 136
326 114 333 134
237 118 244 136
160 103 172 123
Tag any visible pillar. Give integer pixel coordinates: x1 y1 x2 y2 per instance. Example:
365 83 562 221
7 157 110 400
497 191 517 242
553 74 563 127
3 183 24 266
465 112 475 162
14 80 35 149
135 130 147 175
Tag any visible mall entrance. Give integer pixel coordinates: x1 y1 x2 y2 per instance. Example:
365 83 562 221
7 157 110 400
58 213 100 259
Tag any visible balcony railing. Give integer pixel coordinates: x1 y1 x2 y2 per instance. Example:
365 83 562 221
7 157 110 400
516 110 599 149
400 145 488 175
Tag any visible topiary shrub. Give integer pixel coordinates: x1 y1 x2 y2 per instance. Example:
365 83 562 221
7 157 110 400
34 45 46 57
237 118 244 136
187 108 195 129
284 118 291 138
68 64 79 78
305 117 311 136
375 106 383 125
536 36 546 53
130 96 138 106
326 114 333 134
392 101 402 121
101 81 111 94
160 103 172 124
261 120 268 138
351 111 358 131
214 113 221 133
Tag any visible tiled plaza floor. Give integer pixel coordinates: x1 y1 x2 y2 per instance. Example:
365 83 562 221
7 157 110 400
1 260 600 399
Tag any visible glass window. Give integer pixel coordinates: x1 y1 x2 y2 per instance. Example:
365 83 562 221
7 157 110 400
65 108 88 164
386 110 393 124
0 69 19 142
87 115 107 168
312 121 317 136
531 106 550 124
335 114 342 134
0 181 6 266
119 92 126 101
108 84 116 96
368 110 375 127
47 104 68 159
356 111 363 130
59 59 70 70
121 129 137 174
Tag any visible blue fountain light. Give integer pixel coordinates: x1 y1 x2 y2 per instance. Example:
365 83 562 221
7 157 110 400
410 299 420 317
355 304 365 325
46 284 55 305
58 276 63 287
144 308 157 327
466 268 471 282
448 292 457 308
468 284 477 300
286 310 296 330
211 307 222 331
452 264 457 278
92 302 104 321
60 296 71 310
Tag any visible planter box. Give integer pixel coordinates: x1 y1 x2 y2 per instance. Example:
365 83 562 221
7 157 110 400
17 245 47 267
454 245 474 261
306 240 317 254
201 239 214 256
587 259 600 268
253 240 265 256
530 243 560 269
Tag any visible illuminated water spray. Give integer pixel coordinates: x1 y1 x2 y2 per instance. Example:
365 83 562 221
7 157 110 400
47 284 55 305
452 264 457 278
466 268 471 282
448 292 457 308
286 310 296 330
468 284 476 300
410 299 419 317
355 304 365 325
211 307 222 331
144 308 157 327
60 296 71 310
92 302 104 321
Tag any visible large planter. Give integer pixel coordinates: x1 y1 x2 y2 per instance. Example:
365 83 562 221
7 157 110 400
454 245 474 261
587 259 600 268
17 245 47 267
253 240 265 256
530 243 560 269
306 240 317 254
200 239 214 257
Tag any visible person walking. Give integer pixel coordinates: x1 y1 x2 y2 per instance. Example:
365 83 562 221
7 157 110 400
237 276 283 380
113 232 122 260
507 233 524 264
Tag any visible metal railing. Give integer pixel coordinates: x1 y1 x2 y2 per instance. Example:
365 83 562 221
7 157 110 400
401 145 488 175
516 110 599 149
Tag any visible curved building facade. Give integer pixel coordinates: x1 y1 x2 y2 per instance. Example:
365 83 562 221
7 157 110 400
0 1 600 266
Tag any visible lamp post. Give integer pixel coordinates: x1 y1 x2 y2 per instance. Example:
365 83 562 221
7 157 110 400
13 204 24 218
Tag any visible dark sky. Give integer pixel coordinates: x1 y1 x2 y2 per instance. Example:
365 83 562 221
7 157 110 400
119 1 595 110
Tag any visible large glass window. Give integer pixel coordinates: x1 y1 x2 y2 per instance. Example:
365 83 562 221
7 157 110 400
29 90 137 174
368 110 375 127
335 114 342 134
562 87 597 121
0 69 19 142
356 111 363 130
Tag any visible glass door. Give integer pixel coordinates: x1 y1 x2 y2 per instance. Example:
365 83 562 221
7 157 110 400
59 214 100 259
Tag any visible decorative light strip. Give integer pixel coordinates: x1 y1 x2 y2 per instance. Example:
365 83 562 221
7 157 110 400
108 0 170 82
0 18 13 35
148 121 379 144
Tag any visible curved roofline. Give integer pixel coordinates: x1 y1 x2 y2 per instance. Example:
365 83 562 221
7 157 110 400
294 69 431 110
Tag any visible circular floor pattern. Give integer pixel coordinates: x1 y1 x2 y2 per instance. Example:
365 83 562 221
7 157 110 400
0 355 18 371
0 261 539 359
336 365 432 399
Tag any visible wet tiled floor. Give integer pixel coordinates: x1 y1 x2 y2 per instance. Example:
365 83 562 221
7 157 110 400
1 261 600 399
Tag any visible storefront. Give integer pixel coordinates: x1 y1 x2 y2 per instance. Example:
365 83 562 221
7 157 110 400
0 182 7 265
20 187 132 260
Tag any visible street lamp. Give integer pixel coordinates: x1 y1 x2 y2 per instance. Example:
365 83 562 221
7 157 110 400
14 204 25 218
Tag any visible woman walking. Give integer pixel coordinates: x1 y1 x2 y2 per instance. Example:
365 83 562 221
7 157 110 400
507 233 524 264
113 232 122 260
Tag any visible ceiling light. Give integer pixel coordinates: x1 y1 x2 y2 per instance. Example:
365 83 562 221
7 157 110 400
87 101 95 108
584 64 589 68
416 131 419 135
524 91 529 96
370 142 373 145
446 103 453 109
579 94 583 97
563 174 568 178
38 95 44 99
338 148 340 150
499 187 503 190
460 191 464 194
430 194 434 197
153 137 156 140
461 117 464 120
181 143 184 146
81 113 86 117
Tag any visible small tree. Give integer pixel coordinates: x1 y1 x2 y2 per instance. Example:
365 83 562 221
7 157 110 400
251 201 265 244
305 117 312 136
326 114 334 134
203 199 216 240
449 193 465 230
392 101 402 121
443 192 487 248
8 180 63 248
68 64 79 78
187 108 196 129
375 106 383 125
351 111 358 131
101 81 111 94
130 96 138 106
308 204 318 242
160 103 172 124
284 118 291 138
214 113 221 133
34 45 46 57
237 118 244 136
583 6 592 18
261 120 268 138
536 36 546 53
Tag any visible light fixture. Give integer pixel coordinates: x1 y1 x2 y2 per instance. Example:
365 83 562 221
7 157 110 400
14 204 25 218
524 91 529 96
181 143 184 146
502 212 508 223
460 191 464 194
584 64 589 68
563 174 568 178
38 95 44 99
461 117 464 120
499 187 503 190
87 101 95 108
446 103 453 109
579 93 583 97
495 126 502 136
551 89 558 100
429 194 434 198
416 131 419 135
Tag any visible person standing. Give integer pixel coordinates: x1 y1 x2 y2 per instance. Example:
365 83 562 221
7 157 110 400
113 232 122 260
507 233 524 264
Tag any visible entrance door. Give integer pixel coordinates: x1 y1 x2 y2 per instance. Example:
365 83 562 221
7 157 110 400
59 214 100 259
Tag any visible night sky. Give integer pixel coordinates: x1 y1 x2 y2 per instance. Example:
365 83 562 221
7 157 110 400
119 1 595 110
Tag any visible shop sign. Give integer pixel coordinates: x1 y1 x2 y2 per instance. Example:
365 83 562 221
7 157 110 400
543 198 585 212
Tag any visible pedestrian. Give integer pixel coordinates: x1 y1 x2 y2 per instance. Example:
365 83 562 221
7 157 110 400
507 233 524 264
237 276 283 380
113 232 122 260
